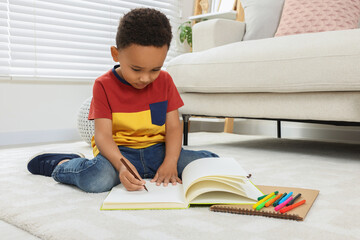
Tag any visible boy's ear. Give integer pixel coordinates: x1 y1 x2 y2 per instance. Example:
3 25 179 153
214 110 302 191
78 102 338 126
110 46 120 62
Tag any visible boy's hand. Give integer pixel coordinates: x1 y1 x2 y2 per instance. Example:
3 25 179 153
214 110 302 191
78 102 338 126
151 161 182 186
119 159 146 191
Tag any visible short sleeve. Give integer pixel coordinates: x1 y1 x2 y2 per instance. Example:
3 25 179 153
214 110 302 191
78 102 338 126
166 73 184 113
88 80 112 120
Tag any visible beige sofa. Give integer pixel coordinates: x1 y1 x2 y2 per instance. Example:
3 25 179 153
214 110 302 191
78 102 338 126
167 19 360 145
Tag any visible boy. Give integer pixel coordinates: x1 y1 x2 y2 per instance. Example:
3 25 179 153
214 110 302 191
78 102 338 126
27 8 218 193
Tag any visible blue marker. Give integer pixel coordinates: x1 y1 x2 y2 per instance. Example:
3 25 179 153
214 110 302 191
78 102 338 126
278 191 293 204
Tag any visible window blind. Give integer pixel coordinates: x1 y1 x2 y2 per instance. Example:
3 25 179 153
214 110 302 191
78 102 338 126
0 0 10 79
1 0 183 81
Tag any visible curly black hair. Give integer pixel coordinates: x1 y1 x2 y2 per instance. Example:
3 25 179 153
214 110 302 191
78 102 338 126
116 8 172 50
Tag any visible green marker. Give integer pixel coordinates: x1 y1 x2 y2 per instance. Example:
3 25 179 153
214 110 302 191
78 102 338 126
273 192 287 207
257 194 268 201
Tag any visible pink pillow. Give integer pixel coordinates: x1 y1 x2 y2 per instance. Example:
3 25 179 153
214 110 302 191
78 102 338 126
275 0 360 37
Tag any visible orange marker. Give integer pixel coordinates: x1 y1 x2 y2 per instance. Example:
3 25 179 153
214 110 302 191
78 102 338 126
280 199 306 213
265 193 283 207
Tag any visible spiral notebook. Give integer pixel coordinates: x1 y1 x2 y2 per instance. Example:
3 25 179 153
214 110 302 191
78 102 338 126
210 185 319 221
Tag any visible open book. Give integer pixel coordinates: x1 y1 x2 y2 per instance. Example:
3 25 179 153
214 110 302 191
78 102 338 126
101 157 263 210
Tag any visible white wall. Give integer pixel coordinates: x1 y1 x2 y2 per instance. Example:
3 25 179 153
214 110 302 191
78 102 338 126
181 0 195 22
0 79 93 146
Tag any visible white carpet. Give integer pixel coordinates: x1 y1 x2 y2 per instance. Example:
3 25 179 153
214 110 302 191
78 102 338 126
0 132 359 240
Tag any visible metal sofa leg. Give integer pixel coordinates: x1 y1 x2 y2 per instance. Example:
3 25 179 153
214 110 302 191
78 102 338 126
277 120 281 138
182 114 190 146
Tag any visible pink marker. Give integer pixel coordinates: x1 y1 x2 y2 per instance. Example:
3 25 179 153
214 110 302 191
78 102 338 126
274 197 293 211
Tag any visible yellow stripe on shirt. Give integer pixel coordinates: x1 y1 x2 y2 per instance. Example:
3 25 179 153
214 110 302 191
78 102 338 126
91 110 166 156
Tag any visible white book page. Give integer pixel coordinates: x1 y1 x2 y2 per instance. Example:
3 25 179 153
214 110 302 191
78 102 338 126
182 158 248 192
182 158 262 202
103 180 186 205
190 191 257 204
241 178 264 201
185 180 246 203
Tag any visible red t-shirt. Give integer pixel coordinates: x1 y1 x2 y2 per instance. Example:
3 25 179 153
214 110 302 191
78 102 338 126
88 65 184 156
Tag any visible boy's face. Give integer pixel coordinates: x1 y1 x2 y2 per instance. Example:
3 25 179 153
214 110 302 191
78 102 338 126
111 44 168 90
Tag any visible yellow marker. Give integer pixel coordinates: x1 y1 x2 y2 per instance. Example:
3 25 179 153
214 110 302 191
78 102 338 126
252 191 278 209
256 195 276 210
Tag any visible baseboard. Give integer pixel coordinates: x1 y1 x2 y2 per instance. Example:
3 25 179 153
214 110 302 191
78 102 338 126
279 122 360 144
0 128 81 147
189 118 360 144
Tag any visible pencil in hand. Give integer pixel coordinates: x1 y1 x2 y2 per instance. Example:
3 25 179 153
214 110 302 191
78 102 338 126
120 158 148 192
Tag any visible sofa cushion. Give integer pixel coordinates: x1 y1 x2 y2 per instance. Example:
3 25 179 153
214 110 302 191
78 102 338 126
275 0 360 37
167 29 360 94
240 0 285 41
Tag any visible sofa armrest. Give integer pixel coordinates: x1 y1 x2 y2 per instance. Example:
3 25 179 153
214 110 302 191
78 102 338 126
192 19 245 52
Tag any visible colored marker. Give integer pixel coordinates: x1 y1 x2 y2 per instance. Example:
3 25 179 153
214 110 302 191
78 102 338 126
252 191 278 209
273 192 287 207
266 193 283 207
280 199 306 213
257 194 268 201
286 193 301 206
275 197 293 211
279 191 293 204
256 195 276 210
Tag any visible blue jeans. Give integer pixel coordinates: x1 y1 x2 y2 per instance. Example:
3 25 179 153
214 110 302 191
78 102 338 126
52 143 218 193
